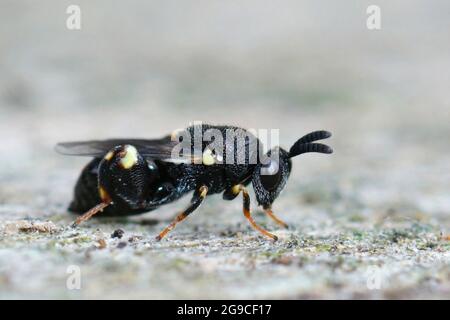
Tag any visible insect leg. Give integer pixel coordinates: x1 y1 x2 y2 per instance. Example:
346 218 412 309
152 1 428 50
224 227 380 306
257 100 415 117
155 185 208 241
232 185 278 241
71 186 112 228
264 206 289 229
71 202 111 228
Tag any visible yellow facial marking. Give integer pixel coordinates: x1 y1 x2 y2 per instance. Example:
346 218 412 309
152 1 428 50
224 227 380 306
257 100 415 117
120 145 138 169
104 150 114 161
170 129 179 140
202 148 215 166
170 128 187 141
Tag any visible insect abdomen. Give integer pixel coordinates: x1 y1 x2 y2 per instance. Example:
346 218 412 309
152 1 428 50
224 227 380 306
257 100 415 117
69 157 160 216
69 158 103 214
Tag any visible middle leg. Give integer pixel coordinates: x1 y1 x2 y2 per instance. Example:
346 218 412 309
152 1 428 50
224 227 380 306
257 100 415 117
155 185 208 241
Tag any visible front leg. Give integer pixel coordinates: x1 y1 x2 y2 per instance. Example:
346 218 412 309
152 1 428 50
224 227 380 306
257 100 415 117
263 205 289 229
155 185 208 241
231 184 278 241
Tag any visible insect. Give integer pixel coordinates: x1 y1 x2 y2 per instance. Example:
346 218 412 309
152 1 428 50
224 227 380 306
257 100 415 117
56 124 333 241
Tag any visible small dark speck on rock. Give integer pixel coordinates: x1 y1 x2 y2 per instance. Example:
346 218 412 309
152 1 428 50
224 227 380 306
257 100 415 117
285 239 299 249
117 242 127 249
111 229 125 239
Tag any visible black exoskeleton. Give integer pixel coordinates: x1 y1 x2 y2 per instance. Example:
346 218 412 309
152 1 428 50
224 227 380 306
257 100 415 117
57 124 333 241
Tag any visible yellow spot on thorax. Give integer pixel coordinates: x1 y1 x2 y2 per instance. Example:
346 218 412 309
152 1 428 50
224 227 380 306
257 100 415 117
202 148 215 166
120 145 138 169
104 150 114 161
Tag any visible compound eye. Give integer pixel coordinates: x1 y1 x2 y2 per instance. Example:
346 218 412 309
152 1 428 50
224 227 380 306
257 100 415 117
260 160 282 191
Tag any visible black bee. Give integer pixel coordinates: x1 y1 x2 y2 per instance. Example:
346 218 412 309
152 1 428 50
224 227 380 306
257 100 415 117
56 124 332 241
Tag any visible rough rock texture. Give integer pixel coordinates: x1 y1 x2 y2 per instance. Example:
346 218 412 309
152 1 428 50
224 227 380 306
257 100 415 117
0 1 449 299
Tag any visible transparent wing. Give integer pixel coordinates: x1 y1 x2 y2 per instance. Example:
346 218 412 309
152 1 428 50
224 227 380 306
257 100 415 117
55 137 200 162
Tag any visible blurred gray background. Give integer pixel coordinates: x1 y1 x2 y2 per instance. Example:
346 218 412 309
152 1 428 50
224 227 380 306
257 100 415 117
0 1 449 299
